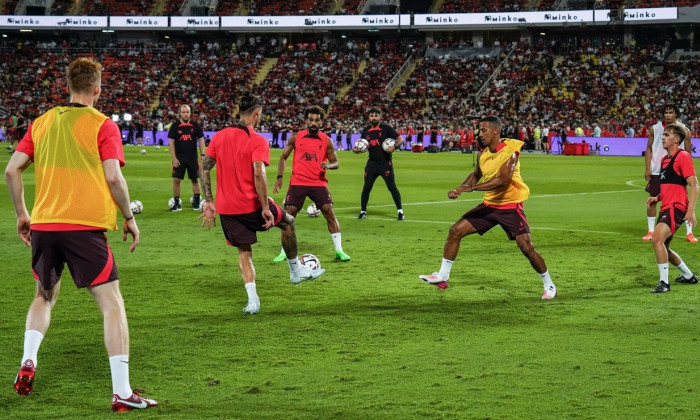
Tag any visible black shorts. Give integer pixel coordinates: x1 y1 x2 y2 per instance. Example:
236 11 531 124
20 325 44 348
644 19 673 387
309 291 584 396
462 202 530 240
31 230 119 290
645 175 661 197
219 198 286 247
172 156 199 180
658 206 686 234
284 185 333 210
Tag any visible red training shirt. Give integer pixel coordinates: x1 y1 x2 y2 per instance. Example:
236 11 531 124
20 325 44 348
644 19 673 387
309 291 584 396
206 124 269 215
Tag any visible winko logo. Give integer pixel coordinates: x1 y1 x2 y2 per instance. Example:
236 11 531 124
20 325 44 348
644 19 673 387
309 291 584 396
425 16 459 23
361 17 395 24
186 18 218 26
246 18 280 25
543 13 580 21
126 18 161 25
57 18 100 26
304 17 337 25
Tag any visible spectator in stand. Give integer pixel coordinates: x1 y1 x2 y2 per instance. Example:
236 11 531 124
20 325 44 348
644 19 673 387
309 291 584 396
593 123 601 137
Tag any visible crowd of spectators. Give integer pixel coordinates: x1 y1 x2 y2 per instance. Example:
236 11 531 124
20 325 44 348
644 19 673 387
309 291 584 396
1 37 698 148
251 40 360 128
440 0 530 13
81 0 152 16
249 0 333 16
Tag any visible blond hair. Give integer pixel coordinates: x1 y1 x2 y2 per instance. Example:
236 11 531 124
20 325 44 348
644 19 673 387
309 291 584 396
66 57 101 94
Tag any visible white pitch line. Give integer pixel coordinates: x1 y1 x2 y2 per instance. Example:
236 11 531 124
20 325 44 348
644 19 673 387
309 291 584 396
336 216 620 234
334 188 642 211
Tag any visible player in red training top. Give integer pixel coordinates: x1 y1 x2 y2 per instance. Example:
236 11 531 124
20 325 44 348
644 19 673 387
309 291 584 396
646 123 699 293
198 93 325 315
272 105 351 263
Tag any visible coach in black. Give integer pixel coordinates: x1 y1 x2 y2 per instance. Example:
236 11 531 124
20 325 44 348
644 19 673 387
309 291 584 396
168 104 206 211
353 107 405 221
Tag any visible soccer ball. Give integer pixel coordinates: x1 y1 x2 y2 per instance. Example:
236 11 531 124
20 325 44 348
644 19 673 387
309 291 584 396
306 203 321 217
140 149 147 155
382 138 396 151
355 139 369 153
129 200 143 214
199 199 207 212
155 145 161 150
168 197 175 208
299 254 321 271
189 196 196 205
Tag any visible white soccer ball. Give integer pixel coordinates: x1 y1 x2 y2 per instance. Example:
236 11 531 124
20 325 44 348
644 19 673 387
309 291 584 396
299 253 321 271
168 197 175 209
155 145 161 150
189 195 195 205
140 149 147 155
199 199 207 212
355 139 369 153
382 138 396 151
129 200 143 214
306 203 321 217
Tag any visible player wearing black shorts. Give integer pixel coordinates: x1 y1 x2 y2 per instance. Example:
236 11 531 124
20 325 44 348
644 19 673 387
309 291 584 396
353 107 405 220
419 116 557 300
168 104 206 211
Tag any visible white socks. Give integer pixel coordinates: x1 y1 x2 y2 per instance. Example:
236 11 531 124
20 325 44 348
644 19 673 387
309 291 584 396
658 263 669 284
22 330 44 366
539 271 555 289
647 217 655 233
686 220 693 235
245 282 259 303
331 233 343 252
109 355 132 399
288 257 301 275
675 261 693 279
438 258 453 279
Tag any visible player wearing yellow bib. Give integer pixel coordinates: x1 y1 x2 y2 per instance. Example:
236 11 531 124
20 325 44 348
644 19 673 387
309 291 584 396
419 116 557 299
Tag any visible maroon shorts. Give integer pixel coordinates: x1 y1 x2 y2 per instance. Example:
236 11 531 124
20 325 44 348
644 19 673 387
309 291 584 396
219 198 287 247
645 175 661 197
284 185 333 209
31 230 119 290
462 202 530 240
658 206 686 234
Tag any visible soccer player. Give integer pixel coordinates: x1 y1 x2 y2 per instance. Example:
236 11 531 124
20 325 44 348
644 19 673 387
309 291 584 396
168 104 206 211
4 57 157 411
418 116 557 299
644 103 695 242
198 93 325 315
271 105 351 263
646 123 698 293
353 107 405 220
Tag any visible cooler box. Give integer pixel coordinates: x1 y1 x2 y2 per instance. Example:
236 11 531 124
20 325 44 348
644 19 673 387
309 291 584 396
412 144 423 153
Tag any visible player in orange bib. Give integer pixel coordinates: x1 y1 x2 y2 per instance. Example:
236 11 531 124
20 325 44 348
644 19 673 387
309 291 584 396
5 57 157 411
272 105 351 262
419 116 557 299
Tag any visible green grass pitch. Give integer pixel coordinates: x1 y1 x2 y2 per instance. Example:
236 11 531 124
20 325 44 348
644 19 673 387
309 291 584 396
1 146 699 418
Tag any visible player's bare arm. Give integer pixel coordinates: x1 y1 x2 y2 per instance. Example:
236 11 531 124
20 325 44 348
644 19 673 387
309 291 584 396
449 152 483 198
254 161 274 229
5 150 33 246
645 127 654 180
200 155 216 203
683 127 693 153
169 137 180 168
273 133 296 193
686 175 698 228
103 158 139 253
198 155 217 229
321 138 339 170
468 152 518 193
